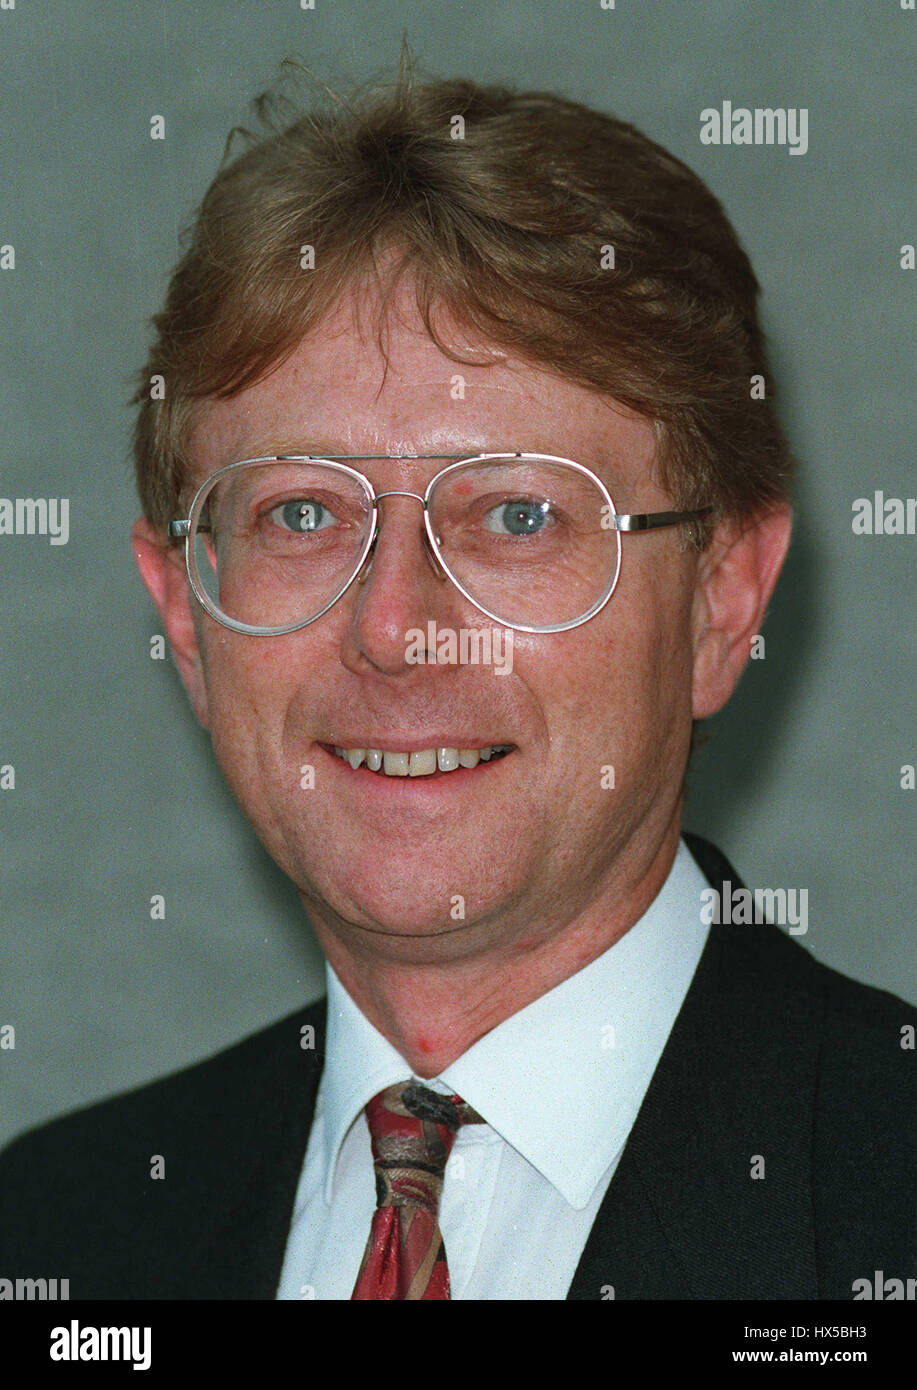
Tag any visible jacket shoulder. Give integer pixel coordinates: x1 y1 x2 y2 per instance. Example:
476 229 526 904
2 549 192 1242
0 1000 326 1294
686 832 917 1290
1 1000 323 1167
811 958 917 1292
686 829 917 1032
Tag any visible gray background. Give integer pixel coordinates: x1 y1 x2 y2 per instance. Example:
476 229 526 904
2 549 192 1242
1 0 914 1147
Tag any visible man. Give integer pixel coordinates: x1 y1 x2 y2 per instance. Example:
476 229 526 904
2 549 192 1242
1 66 914 1301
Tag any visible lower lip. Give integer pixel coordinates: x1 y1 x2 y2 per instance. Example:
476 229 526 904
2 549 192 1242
318 743 516 794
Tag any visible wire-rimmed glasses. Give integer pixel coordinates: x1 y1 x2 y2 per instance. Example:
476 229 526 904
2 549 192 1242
168 452 712 635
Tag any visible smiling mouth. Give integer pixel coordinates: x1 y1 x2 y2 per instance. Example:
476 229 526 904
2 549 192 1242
322 744 516 778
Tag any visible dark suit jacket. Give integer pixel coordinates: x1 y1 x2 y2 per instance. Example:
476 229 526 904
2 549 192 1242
1 835 914 1299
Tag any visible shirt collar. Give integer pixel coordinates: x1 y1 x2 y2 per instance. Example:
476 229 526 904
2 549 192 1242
321 838 709 1209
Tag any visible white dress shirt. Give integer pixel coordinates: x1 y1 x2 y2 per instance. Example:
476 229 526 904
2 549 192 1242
276 838 709 1300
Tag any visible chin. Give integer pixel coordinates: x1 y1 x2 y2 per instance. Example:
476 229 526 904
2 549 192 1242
298 849 516 944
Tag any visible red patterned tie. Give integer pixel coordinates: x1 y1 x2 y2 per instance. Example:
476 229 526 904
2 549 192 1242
351 1080 483 1300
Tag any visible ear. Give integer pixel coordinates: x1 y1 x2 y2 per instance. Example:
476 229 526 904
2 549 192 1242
131 517 211 728
690 503 792 720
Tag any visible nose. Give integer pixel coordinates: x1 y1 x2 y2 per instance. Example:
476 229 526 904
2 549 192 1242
340 493 455 677
355 491 448 584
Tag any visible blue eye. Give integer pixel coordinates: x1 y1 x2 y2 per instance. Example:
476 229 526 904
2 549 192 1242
270 499 332 533
485 499 552 536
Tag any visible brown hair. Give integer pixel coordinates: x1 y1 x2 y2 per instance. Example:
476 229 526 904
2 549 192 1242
132 53 794 540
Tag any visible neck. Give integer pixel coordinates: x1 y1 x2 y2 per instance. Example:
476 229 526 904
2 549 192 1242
306 813 682 1077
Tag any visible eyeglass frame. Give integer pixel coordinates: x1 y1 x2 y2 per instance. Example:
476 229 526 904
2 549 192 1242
168 451 713 636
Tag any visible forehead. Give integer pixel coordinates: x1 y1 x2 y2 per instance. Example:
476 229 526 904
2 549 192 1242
185 285 658 487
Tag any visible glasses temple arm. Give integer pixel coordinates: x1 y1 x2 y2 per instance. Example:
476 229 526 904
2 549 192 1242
612 506 713 532
169 520 215 539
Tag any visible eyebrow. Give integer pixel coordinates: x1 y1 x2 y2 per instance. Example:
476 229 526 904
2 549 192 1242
207 441 633 489
223 438 344 462
225 440 482 462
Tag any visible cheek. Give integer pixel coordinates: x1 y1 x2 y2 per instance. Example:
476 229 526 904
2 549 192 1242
623 542 697 665
200 631 291 772
550 565 694 756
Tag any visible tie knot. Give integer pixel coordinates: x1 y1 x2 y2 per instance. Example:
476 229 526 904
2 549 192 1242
364 1081 483 1213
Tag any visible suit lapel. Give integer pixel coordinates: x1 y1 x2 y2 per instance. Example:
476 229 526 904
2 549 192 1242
568 838 823 1299
175 998 328 1299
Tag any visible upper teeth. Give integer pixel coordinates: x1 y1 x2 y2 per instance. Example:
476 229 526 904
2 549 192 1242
332 745 512 776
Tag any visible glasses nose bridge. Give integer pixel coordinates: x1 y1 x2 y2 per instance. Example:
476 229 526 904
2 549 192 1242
373 488 426 505
357 487 447 583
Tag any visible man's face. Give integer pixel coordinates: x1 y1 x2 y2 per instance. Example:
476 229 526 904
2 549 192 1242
165 289 704 959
